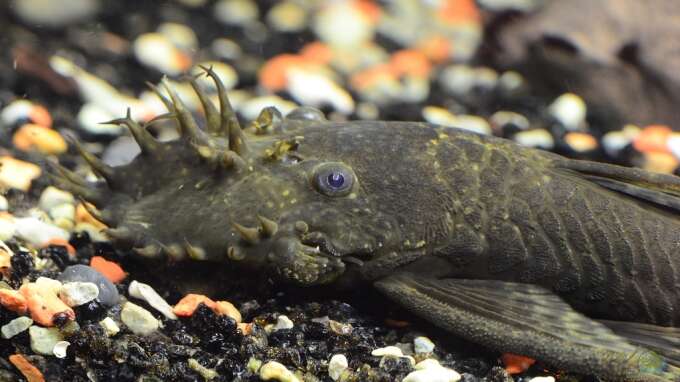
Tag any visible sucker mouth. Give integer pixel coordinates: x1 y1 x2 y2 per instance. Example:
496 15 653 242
300 231 369 267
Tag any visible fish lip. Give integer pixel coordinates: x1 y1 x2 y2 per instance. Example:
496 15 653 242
300 231 373 266
300 231 341 257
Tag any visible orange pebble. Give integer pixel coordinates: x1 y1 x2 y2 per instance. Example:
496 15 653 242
0 156 42 192
9 354 45 382
175 51 193 73
438 0 481 24
258 54 307 92
173 294 216 317
633 125 672 154
76 202 108 230
0 247 10 272
501 353 536 374
417 35 452 63
19 283 75 326
300 42 334 65
237 322 253 335
214 300 242 323
43 238 76 257
352 0 382 24
390 49 432 78
564 132 598 153
642 151 679 174
350 63 395 91
29 105 52 128
90 256 127 283
0 288 28 314
12 124 67 155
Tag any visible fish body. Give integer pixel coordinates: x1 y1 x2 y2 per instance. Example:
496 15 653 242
51 71 680 381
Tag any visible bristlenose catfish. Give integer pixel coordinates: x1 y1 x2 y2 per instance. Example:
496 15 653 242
51 68 680 381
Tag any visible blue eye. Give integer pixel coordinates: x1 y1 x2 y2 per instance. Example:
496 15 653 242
313 163 355 197
327 172 345 188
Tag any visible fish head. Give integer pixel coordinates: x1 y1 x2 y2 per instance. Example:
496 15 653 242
222 113 462 285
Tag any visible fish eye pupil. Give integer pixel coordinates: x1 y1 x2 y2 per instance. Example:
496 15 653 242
327 172 344 188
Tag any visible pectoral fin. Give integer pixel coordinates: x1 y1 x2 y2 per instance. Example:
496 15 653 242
374 273 679 381
598 320 680 367
555 158 680 213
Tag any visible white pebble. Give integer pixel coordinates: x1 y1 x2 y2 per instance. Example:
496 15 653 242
214 0 259 26
211 38 242 60
74 222 109 242
158 22 198 52
414 336 435 354
273 315 294 331
0 216 15 241
400 76 430 103
528 377 555 382
372 346 403 357
1 100 32 126
50 56 150 120
192 61 238 91
668 133 680 160
14 217 69 247
188 358 219 380
239 96 297 121
133 33 189 76
29 325 63 356
267 1 307 32
328 354 348 381
39 186 74 212
514 129 554 150
474 67 499 91
439 65 476 96
403 359 461 382
49 203 75 222
1 316 33 339
259 360 301 382
35 276 62 295
59 282 99 307
99 317 120 337
287 69 355 114
77 103 123 136
453 115 491 135
0 195 8 211
102 136 140 167
548 93 587 131
314 1 374 48
422 107 491 135
498 70 525 93
53 340 70 358
602 131 629 157
128 280 177 320
490 111 530 131
11 0 99 27
121 302 159 335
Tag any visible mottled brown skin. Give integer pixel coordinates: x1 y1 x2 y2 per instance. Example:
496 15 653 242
52 74 680 381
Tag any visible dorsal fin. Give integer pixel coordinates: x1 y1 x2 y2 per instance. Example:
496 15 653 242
555 158 680 213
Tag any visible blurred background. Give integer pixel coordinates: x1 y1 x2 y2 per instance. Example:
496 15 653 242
2 0 679 174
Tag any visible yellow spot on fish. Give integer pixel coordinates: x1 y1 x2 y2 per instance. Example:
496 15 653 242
290 199 297 204
429 139 439 146
415 240 426 248
348 193 357 199
282 190 290 197
438 133 449 139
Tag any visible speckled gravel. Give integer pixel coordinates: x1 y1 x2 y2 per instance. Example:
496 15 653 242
0 0 669 381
